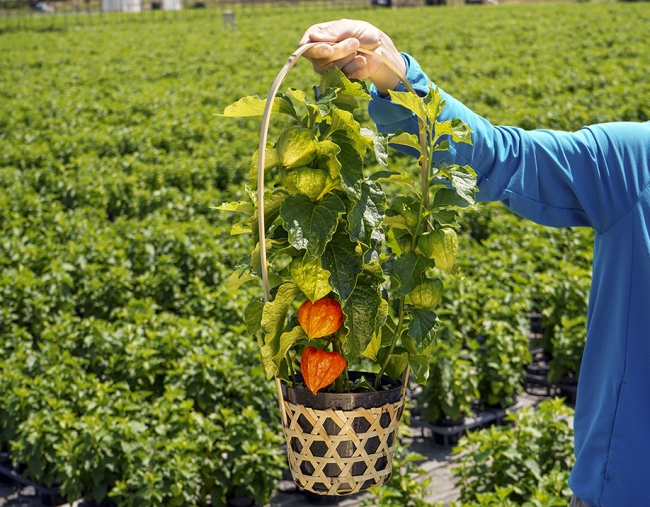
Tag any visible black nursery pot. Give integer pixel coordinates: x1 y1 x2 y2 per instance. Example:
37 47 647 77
279 372 405 496
225 496 255 507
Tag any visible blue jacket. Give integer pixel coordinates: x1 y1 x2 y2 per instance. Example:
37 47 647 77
368 54 650 507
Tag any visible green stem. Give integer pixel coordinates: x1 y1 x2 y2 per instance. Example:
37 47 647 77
374 297 406 390
286 351 296 386
332 336 345 393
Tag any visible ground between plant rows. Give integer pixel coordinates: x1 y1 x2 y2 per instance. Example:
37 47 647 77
0 393 551 507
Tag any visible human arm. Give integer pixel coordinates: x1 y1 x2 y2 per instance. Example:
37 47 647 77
300 20 650 232
370 55 650 232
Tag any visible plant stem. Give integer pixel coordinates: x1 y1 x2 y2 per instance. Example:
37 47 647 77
374 297 406 390
286 351 296 386
333 336 345 393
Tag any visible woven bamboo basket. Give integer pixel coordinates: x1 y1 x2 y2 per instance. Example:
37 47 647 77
256 44 428 496
279 372 405 495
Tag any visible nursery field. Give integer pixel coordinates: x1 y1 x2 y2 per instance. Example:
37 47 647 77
1 2 649 506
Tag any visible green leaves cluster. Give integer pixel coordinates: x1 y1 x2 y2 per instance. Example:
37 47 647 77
220 67 477 388
452 399 575 506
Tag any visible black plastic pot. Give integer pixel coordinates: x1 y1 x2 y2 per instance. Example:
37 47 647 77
529 311 543 335
0 454 13 486
434 414 466 427
557 374 578 406
226 496 255 507
280 372 404 496
78 499 118 507
282 372 401 410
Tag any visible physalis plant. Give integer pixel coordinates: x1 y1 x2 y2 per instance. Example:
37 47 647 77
218 67 477 393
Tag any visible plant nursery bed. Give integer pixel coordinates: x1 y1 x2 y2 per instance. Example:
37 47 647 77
410 394 540 447
523 363 558 397
0 461 65 507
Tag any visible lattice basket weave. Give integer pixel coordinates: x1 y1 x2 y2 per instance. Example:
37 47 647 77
278 373 406 496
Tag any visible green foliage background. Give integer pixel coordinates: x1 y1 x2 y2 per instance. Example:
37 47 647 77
1 2 649 505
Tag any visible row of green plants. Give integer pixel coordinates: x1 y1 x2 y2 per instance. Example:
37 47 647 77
3 2 636 504
365 399 575 507
0 312 285 506
1 14 292 507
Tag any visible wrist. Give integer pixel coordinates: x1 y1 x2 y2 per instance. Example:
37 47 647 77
372 35 406 96
374 67 402 97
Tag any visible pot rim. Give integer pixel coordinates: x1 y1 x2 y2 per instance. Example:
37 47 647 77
280 371 403 411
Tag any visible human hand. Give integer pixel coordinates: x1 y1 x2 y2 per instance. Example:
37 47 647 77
298 19 406 96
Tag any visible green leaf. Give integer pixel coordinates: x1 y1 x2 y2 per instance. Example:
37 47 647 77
380 315 398 348
277 127 317 169
348 181 386 246
230 223 251 235
325 108 369 154
260 283 301 340
244 300 264 336
342 266 385 364
432 139 450 153
388 131 423 155
361 299 389 361
250 189 287 243
361 333 381 362
313 88 338 117
432 209 460 227
226 270 259 292
408 355 430 383
319 67 370 101
369 170 415 187
321 232 364 302
393 251 435 297
286 88 324 121
435 118 473 144
524 458 542 481
387 90 427 122
361 128 388 166
332 132 364 200
432 188 471 209
378 346 409 381
447 164 478 206
289 256 332 303
260 325 307 380
214 201 255 214
260 283 303 378
315 140 342 180
217 95 297 118
407 308 439 353
425 86 445 122
280 193 345 260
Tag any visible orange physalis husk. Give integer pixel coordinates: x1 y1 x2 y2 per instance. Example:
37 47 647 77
298 297 343 339
301 346 346 395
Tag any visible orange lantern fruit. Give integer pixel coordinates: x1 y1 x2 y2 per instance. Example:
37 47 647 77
301 346 346 395
298 297 344 339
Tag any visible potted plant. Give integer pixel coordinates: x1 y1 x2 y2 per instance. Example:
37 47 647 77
218 46 477 496
416 339 478 428
471 321 531 410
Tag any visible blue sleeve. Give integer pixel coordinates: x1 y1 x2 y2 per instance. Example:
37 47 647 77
368 54 650 233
